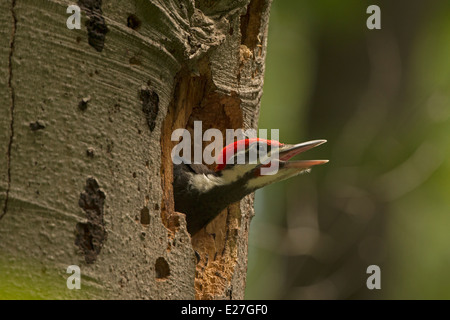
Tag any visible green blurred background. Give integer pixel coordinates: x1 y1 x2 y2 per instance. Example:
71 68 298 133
246 0 450 299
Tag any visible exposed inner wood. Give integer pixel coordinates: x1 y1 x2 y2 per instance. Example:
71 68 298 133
160 57 243 299
159 0 270 300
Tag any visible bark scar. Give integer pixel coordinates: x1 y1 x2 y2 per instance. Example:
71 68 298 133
77 0 109 52
1 0 17 221
75 178 107 264
139 87 159 132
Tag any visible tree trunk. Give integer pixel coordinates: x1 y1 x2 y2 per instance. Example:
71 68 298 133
0 0 271 299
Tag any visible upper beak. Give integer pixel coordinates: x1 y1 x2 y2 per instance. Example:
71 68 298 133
276 139 329 169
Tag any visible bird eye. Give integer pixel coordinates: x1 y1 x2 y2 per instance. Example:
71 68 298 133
257 143 265 152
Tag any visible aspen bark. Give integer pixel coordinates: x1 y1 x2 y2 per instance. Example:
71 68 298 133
0 0 271 299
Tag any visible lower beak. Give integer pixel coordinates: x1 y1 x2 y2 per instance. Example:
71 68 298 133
281 159 329 170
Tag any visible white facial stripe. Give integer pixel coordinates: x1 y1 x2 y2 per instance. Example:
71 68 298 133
188 173 224 193
188 163 260 193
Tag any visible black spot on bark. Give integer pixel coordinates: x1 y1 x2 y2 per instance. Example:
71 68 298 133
155 257 170 279
139 88 159 132
77 0 109 52
127 14 141 30
75 177 107 264
29 120 45 131
86 147 95 158
129 56 142 66
106 141 114 153
140 206 150 225
78 96 91 111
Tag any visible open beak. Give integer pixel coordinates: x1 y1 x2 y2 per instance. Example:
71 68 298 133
256 139 328 175
277 139 329 170
248 139 328 190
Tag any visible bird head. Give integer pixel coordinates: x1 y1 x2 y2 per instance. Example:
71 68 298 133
172 138 328 234
214 138 328 191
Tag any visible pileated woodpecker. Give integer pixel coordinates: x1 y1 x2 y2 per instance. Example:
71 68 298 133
173 139 328 235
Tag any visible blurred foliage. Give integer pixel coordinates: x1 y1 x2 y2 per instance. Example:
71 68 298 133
246 0 450 299
0 254 96 299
